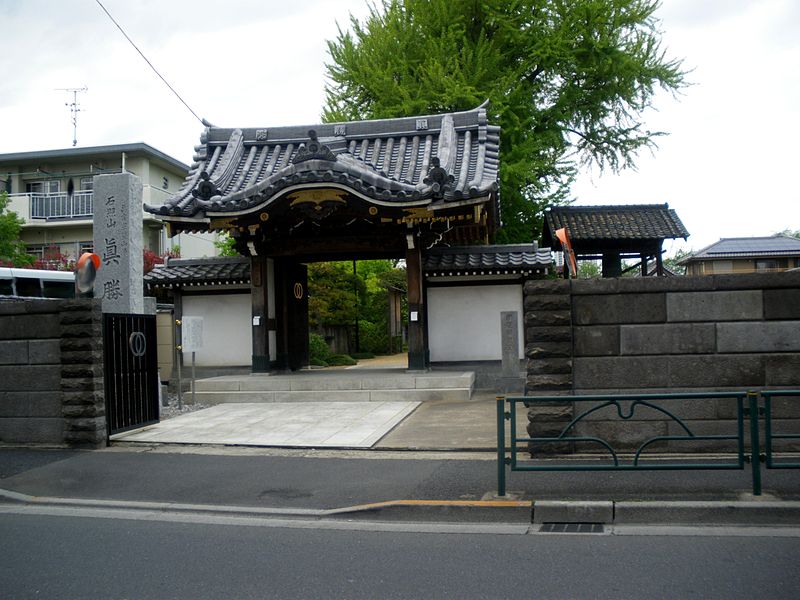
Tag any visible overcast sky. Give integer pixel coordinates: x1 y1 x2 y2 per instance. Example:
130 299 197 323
1 0 797 255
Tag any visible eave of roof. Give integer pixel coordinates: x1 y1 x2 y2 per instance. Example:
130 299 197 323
541 204 689 248
423 244 552 276
144 256 250 288
0 143 190 174
146 105 500 220
678 235 800 263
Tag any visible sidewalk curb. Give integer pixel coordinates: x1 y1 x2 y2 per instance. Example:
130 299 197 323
532 499 800 526
3 487 800 525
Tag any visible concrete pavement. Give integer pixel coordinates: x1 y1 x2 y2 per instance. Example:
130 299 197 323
2 445 800 526
2 355 799 525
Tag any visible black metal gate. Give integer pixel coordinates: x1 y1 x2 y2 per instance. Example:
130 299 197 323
103 313 160 436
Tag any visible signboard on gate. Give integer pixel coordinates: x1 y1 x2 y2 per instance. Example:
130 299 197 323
181 316 204 352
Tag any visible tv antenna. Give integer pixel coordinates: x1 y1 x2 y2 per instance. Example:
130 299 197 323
56 86 88 146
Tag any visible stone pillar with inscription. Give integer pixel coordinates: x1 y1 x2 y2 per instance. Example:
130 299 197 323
93 173 144 314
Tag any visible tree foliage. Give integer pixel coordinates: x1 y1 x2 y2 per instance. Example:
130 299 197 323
0 192 34 267
213 232 241 257
324 0 686 242
308 259 406 354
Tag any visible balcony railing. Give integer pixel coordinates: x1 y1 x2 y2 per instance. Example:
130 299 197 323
29 191 94 220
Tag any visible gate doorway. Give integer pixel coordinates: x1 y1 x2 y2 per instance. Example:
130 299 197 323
103 313 160 435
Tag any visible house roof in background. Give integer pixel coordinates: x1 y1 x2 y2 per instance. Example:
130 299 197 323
0 143 190 174
146 104 500 219
423 244 552 276
144 256 249 289
541 204 689 249
679 234 800 263
144 244 553 288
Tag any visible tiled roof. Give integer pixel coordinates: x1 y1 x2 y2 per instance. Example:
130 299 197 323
146 105 500 219
144 257 249 289
423 244 552 275
542 204 689 247
680 235 800 262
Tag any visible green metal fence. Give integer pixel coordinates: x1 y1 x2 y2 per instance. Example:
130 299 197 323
762 390 800 469
496 391 798 497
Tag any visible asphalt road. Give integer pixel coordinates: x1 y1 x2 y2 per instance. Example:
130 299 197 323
1 510 798 600
3 448 800 509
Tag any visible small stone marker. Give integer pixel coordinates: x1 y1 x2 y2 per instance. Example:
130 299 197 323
181 316 204 352
501 311 520 378
93 173 144 314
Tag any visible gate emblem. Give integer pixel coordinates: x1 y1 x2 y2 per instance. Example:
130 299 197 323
129 331 147 357
293 283 304 300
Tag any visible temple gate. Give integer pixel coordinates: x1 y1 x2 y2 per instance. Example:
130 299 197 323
146 105 501 372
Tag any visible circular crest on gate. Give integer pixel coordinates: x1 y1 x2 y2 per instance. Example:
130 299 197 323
293 283 304 300
129 331 147 357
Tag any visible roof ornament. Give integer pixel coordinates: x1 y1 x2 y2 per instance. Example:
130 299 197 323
293 129 337 163
191 171 220 201
423 156 454 200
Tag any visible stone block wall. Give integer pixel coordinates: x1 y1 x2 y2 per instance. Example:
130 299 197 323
569 272 800 392
523 272 800 453
0 298 106 448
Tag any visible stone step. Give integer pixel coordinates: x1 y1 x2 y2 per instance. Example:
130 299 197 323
188 387 472 404
185 370 475 405
192 371 475 393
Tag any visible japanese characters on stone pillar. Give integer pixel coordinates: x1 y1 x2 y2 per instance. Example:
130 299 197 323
93 173 144 314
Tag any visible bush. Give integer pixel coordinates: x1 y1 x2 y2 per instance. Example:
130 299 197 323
358 320 391 355
327 354 357 367
309 332 333 364
351 352 375 360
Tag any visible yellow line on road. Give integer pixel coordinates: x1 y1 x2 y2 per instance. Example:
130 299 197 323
337 499 531 512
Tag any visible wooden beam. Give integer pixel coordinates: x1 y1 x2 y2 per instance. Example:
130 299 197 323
406 237 427 370
250 255 269 372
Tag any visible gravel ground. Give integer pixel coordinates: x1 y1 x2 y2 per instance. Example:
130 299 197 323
160 393 211 420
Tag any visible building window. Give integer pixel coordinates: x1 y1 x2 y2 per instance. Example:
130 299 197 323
79 241 94 254
712 260 733 274
80 177 93 191
26 180 61 194
755 259 787 271
26 245 45 259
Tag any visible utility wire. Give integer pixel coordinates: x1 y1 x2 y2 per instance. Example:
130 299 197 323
94 0 205 126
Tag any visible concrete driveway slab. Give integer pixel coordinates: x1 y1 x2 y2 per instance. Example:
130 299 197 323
111 402 420 448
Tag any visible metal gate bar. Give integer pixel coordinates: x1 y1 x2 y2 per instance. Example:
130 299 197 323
497 391 759 496
103 313 159 436
762 390 800 469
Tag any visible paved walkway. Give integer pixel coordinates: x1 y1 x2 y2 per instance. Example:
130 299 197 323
113 354 516 450
113 401 420 448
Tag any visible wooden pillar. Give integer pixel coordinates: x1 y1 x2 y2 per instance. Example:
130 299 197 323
406 238 427 371
640 253 648 277
274 259 309 372
602 252 622 278
656 242 664 276
250 255 270 372
273 258 289 371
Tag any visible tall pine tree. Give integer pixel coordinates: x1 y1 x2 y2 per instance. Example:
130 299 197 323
324 0 686 242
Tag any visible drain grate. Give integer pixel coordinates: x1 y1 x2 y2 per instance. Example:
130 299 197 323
539 522 605 534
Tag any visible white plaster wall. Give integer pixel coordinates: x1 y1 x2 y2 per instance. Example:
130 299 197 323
169 231 219 258
427 284 524 361
182 293 252 366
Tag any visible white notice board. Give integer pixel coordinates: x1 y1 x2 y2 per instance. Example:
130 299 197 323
181 316 204 352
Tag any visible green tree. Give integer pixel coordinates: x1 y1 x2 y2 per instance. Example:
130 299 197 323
663 248 691 275
213 232 241 257
577 260 601 278
324 0 686 242
0 192 34 267
308 261 365 327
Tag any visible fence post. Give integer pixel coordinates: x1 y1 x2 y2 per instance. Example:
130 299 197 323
748 391 762 496
497 396 506 497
